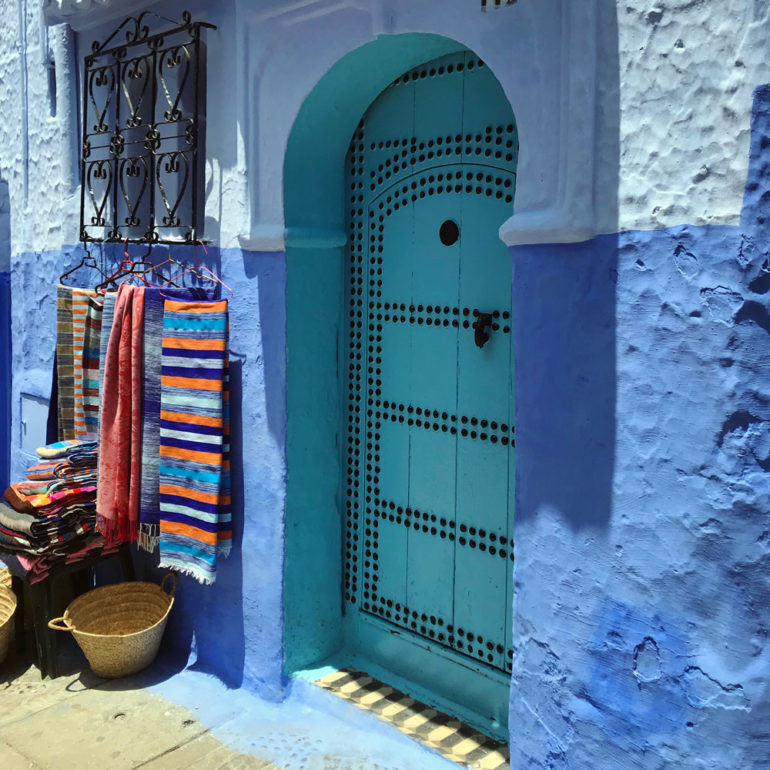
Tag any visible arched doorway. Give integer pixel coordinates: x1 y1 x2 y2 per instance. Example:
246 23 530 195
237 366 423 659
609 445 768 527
343 50 517 734
284 36 517 738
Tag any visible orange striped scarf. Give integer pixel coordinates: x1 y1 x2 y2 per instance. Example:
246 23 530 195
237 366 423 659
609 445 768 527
70 288 101 440
157 299 231 583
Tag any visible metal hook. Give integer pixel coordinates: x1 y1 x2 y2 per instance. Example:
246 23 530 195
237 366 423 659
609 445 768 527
472 312 494 348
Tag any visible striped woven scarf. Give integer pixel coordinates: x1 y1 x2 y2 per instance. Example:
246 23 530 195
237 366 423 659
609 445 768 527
56 286 75 440
26 461 59 481
158 298 231 584
138 287 215 553
219 362 232 556
35 439 81 459
71 289 100 440
81 295 103 439
98 293 117 403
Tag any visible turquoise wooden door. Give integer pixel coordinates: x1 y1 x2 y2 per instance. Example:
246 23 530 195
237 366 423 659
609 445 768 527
343 52 517 734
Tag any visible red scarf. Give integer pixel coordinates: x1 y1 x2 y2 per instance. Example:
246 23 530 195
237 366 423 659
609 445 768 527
96 283 144 544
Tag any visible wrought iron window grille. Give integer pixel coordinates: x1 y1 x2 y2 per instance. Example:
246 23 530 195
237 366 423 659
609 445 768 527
80 11 215 245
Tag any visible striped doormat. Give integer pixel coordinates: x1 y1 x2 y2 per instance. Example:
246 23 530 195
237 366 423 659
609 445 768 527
315 667 509 769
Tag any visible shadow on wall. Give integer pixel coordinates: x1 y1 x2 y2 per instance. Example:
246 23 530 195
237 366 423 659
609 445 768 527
243 250 287 445
512 0 620 531
513 236 618 530
20 238 285 696
0 177 10 491
124 244 247 688
125 242 287 695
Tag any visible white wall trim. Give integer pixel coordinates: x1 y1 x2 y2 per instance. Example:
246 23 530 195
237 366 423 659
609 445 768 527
238 0 602 250
237 224 286 253
43 0 162 30
499 212 597 247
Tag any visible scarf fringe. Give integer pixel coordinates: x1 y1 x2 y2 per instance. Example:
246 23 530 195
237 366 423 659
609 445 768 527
138 524 160 553
96 513 138 547
96 513 117 546
158 556 215 585
117 514 138 545
217 543 232 559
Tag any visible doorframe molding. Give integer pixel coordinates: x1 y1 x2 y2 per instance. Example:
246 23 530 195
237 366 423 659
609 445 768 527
283 33 470 677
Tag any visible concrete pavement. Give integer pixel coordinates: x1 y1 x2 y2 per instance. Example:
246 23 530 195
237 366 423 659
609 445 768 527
0 650 278 769
0 642 457 770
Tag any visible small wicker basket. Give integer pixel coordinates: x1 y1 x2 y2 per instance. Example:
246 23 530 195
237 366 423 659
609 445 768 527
48 573 176 678
0 584 18 665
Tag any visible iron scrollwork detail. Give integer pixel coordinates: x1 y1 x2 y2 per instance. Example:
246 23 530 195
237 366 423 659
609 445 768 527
86 159 112 226
119 156 149 227
156 151 190 227
159 46 191 122
80 10 215 245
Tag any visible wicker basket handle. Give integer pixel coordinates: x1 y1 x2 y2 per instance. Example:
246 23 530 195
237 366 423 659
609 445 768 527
161 571 177 597
48 616 73 632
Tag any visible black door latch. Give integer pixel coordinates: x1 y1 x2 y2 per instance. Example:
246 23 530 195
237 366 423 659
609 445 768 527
472 312 494 348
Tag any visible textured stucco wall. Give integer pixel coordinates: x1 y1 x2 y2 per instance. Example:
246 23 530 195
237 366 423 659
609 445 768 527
615 1 770 230
0 0 768 764
509 87 770 768
0 271 9 490
0 1 78 256
0 164 10 489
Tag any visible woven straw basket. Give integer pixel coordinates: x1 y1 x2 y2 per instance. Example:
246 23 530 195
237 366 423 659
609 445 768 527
0 584 17 665
48 573 176 678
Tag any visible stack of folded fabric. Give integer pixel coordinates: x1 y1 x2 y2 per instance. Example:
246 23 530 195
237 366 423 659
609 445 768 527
0 440 119 582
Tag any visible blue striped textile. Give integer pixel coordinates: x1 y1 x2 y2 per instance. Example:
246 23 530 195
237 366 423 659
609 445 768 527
157 298 231 584
138 287 214 552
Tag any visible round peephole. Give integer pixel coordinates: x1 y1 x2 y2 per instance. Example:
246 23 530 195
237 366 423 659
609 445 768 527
439 219 460 246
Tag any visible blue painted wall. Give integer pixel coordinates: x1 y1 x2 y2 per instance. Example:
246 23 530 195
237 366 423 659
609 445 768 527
6 244 287 701
508 86 770 768
0 175 10 492
0 271 9 491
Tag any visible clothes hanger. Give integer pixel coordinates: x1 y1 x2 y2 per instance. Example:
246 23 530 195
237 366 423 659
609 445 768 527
192 243 234 300
137 254 182 279
125 240 155 273
95 239 154 294
136 246 183 274
158 241 234 299
135 248 183 286
59 243 117 289
126 241 181 287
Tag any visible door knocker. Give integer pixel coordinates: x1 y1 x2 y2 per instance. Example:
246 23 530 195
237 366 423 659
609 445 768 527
472 312 494 348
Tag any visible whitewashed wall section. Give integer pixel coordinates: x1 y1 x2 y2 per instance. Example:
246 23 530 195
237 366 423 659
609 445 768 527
236 0 600 248
0 0 79 257
616 1 770 231
21 0 770 255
